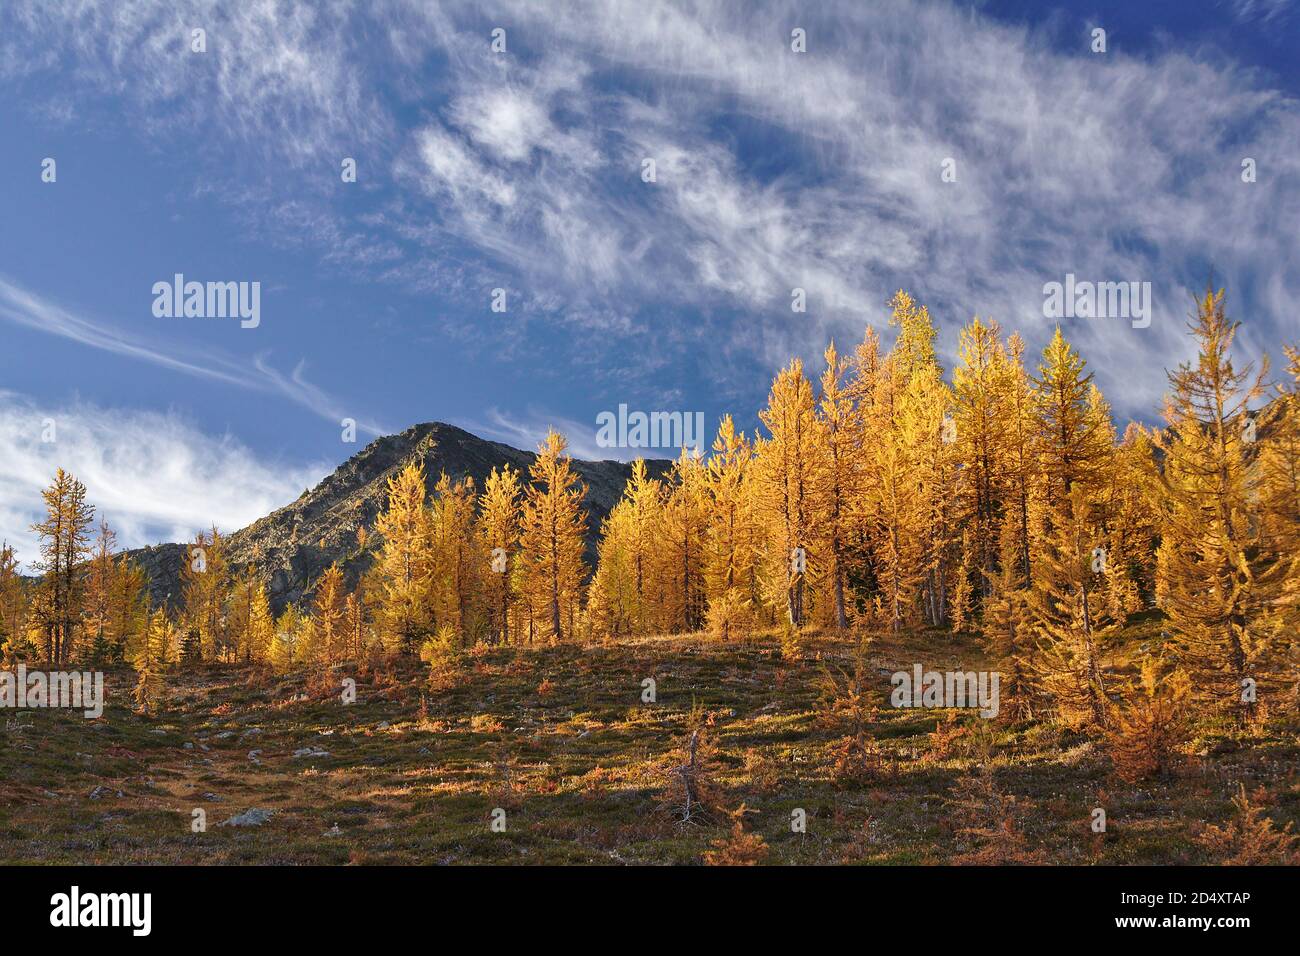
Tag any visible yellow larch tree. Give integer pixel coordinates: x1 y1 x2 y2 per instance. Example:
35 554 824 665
430 473 480 644
1260 346 1300 541
754 358 819 627
179 526 229 663
589 499 638 638
622 459 663 634
82 517 117 666
1025 330 1114 727
226 565 257 662
843 327 884 619
228 565 277 664
373 461 435 655
310 562 348 667
344 591 367 664
518 430 588 642
268 604 305 673
658 448 709 632
1098 423 1155 620
882 290 959 627
591 459 668 639
1026 486 1115 729
478 464 522 645
1257 346 1299 702
0 542 25 663
1149 287 1274 721
702 415 758 640
981 508 1036 720
952 318 1013 607
591 459 662 636
103 555 148 667
247 578 275 664
887 289 939 381
31 468 95 665
813 342 863 630
867 349 927 632
132 606 178 715
901 361 960 627
1032 328 1112 514
999 333 1040 587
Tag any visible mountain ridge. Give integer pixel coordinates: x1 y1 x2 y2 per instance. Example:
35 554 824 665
125 422 673 612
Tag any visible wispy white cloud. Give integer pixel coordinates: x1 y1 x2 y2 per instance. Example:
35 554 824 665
472 407 613 463
390 0 1300 418
4 0 1299 427
0 0 391 166
0 277 386 436
471 406 698 464
1226 0 1293 24
0 391 329 567
0 276 250 389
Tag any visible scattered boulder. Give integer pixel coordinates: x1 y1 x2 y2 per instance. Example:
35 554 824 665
220 808 274 827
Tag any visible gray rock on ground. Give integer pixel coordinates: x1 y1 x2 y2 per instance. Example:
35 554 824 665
220 808 274 827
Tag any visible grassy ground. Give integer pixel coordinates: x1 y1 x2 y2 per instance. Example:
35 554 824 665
1 620 1296 865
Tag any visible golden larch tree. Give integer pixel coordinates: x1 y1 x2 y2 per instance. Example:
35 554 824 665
518 430 588 642
1032 328 1112 513
82 517 117 665
179 527 229 663
0 542 27 663
311 562 348 666
31 468 95 665
866 350 928 632
702 416 758 640
754 359 819 627
952 317 1014 605
658 448 709 632
478 464 522 644
1026 487 1113 728
373 461 435 655
1149 287 1275 720
814 342 863 629
622 459 663 633
108 555 148 666
430 473 480 643
589 499 638 638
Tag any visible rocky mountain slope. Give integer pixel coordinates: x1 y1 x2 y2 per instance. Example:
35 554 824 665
127 422 672 612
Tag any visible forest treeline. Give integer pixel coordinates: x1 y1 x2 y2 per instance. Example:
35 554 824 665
1 287 1296 729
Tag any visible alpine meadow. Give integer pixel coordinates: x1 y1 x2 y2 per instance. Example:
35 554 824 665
0 0 1297 933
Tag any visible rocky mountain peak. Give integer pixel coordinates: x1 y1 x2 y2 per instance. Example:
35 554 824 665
128 422 672 612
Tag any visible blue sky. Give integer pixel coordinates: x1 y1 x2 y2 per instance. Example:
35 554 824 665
1 0 1298 564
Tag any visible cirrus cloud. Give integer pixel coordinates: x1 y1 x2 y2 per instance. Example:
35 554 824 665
0 392 328 567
